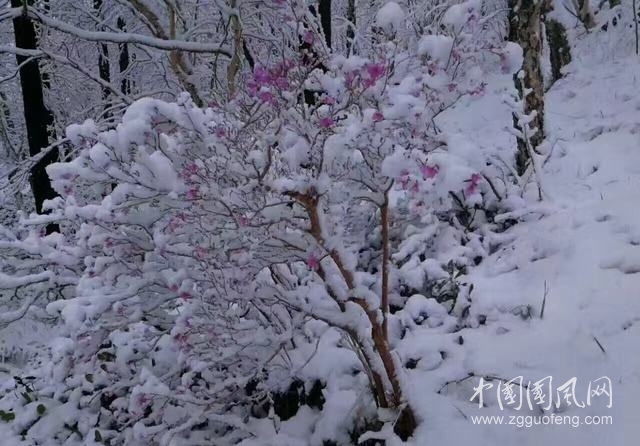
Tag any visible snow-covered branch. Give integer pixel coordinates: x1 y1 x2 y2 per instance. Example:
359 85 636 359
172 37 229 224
2 6 232 56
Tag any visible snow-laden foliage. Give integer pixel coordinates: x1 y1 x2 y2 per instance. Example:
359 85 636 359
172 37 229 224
0 2 525 445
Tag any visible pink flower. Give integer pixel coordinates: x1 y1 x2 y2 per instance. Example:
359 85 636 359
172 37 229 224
372 111 384 122
307 254 320 270
168 214 185 231
273 76 290 90
215 126 226 138
195 246 208 259
258 90 275 105
323 96 336 105
469 82 487 97
465 173 482 195
398 169 410 189
180 291 192 301
465 185 476 195
186 188 199 200
363 63 385 87
137 393 152 407
174 333 191 351
420 164 439 179
238 216 249 227
246 81 258 96
303 30 314 44
253 67 271 85
319 117 334 129
367 63 385 79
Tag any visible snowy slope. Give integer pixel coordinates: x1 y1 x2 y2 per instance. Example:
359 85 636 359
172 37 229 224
409 55 640 446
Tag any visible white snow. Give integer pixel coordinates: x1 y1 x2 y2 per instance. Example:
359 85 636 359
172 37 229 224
3 3 640 445
375 2 405 32
418 35 454 63
401 48 640 446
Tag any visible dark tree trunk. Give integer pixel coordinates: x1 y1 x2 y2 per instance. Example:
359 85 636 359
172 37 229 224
11 0 59 233
98 41 111 99
318 0 332 48
546 19 572 84
508 0 545 175
117 17 131 95
94 1 131 100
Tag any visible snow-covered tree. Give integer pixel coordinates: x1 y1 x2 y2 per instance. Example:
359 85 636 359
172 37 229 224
0 1 533 444
0 3 525 444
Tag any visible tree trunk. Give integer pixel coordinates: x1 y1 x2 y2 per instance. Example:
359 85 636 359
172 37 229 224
318 0 332 48
93 0 112 103
94 2 130 111
298 192 417 439
128 0 202 106
508 0 546 175
346 0 355 52
226 0 243 97
117 17 131 95
546 19 572 84
11 0 59 233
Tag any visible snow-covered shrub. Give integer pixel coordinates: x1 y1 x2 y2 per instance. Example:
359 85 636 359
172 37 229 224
0 2 523 444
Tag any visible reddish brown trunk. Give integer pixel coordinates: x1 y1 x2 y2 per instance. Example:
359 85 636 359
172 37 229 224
293 191 417 438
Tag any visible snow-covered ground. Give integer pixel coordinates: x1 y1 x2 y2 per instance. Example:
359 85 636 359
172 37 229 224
406 54 640 445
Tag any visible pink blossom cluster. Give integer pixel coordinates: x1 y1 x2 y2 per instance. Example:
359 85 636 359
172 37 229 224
246 61 295 106
345 62 386 89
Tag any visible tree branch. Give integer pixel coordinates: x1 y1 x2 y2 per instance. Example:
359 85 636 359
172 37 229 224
1 6 232 56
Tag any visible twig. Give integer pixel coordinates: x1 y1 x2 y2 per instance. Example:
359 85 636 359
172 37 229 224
592 335 606 355
540 280 548 319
